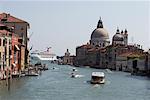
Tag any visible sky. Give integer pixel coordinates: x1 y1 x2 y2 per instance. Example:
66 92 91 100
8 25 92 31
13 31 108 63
0 0 150 56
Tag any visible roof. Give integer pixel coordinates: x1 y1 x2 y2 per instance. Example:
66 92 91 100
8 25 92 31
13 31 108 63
0 23 5 26
0 13 28 23
92 72 105 77
77 44 92 49
88 48 99 52
0 30 10 35
119 52 145 59
87 47 106 52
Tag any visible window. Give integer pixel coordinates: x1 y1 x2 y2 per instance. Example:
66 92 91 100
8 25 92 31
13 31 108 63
3 39 5 46
21 27 24 30
9 40 11 45
103 43 105 47
0 38 1 46
0 52 1 61
5 38 7 45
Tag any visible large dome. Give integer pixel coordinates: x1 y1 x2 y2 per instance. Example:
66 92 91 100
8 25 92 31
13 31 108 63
91 28 109 39
90 18 110 48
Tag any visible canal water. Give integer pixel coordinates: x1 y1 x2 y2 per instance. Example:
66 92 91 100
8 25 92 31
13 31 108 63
0 61 150 100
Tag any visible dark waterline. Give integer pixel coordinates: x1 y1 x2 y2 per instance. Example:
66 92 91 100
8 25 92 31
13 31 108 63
0 61 150 100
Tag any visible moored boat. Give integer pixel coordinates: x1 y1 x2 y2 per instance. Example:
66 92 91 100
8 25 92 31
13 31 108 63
90 72 105 84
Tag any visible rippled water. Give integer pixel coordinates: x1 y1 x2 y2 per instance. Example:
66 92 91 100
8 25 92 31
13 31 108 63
0 61 150 100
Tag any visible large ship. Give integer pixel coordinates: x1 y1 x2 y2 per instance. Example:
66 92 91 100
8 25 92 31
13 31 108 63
30 47 57 61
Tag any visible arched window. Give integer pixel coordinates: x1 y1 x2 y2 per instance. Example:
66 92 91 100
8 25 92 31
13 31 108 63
103 43 105 47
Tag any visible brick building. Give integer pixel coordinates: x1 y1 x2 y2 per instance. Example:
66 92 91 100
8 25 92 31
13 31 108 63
0 13 30 71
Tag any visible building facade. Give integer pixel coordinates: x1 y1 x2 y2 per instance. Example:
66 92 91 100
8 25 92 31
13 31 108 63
74 18 148 75
0 13 30 71
62 49 75 65
0 25 12 79
0 13 30 79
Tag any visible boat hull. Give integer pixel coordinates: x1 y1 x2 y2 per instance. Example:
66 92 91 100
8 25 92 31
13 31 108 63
90 79 105 84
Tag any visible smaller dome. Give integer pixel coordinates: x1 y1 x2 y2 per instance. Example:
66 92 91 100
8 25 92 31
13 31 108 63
113 34 124 41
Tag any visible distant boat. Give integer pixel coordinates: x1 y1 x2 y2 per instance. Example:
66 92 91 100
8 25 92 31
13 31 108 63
71 73 84 78
72 68 78 72
25 71 39 76
105 69 112 73
30 47 57 61
90 72 105 84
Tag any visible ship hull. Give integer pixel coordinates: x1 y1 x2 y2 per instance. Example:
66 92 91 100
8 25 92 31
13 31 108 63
31 54 57 61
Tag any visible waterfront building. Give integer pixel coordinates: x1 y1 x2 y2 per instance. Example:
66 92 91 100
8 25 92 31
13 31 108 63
62 49 75 65
75 18 110 68
147 49 150 75
86 47 107 68
0 13 30 71
127 53 147 75
74 43 92 66
74 17 148 75
0 24 12 79
11 33 21 74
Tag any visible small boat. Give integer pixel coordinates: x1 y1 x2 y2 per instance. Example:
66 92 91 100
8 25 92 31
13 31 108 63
105 69 112 73
90 72 105 84
71 73 76 78
72 68 77 72
71 73 84 78
25 71 39 76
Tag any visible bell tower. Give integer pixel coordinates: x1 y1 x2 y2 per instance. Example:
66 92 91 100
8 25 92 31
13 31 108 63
124 29 128 46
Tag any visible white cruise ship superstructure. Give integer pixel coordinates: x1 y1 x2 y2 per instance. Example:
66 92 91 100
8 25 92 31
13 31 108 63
31 47 57 61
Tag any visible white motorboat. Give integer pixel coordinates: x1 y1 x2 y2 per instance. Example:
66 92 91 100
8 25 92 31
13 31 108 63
72 68 78 72
90 72 105 84
71 73 83 78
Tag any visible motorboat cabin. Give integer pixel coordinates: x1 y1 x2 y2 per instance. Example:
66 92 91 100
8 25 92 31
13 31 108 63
91 72 105 84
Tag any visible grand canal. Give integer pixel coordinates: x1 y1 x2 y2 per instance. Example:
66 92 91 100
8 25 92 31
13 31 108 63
0 61 150 100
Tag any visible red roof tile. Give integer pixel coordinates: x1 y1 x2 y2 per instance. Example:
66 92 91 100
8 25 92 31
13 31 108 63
0 13 28 23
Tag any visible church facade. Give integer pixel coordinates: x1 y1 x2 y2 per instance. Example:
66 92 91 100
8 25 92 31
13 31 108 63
74 18 149 74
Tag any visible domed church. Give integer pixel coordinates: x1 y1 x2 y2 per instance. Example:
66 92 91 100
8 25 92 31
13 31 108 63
112 28 128 46
90 17 110 48
74 17 130 68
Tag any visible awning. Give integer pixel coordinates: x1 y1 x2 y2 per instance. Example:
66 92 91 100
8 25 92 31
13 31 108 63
15 45 20 50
